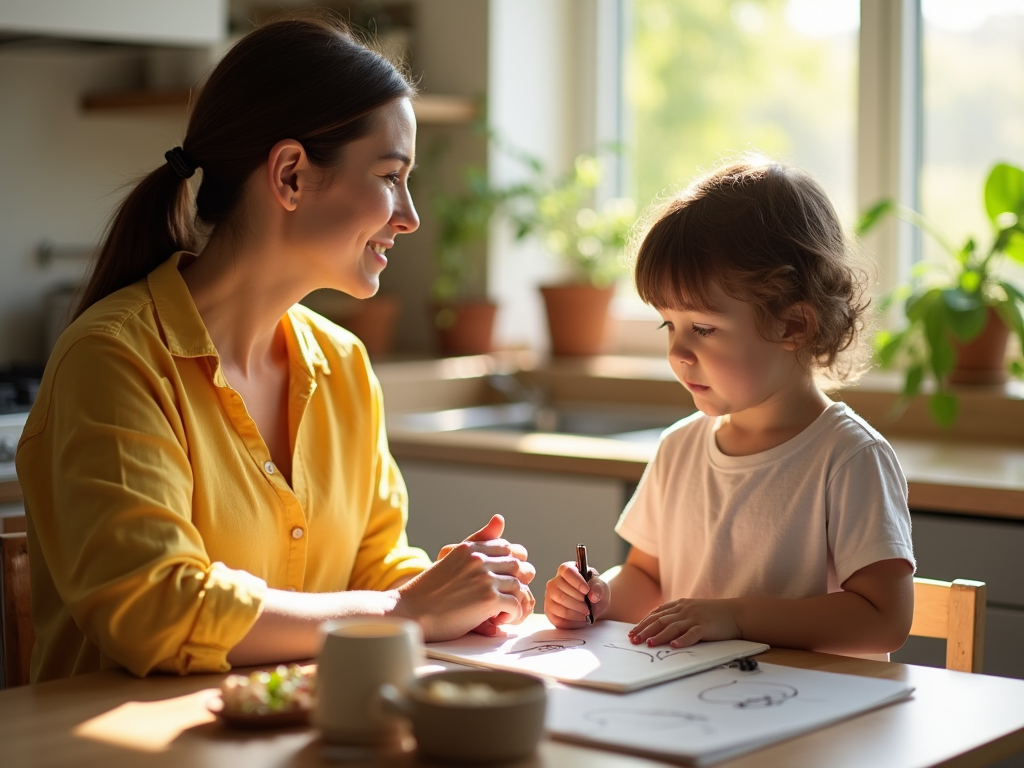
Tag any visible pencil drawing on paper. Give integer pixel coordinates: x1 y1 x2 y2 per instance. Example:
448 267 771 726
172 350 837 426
699 680 798 709
505 634 587 658
583 707 713 734
603 643 696 663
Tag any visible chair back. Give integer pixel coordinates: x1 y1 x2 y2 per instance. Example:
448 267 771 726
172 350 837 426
0 532 33 688
910 577 986 673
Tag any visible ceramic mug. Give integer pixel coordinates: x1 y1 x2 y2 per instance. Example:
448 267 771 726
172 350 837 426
381 669 548 763
314 617 424 745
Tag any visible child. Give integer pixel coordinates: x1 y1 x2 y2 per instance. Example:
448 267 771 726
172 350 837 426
544 159 915 657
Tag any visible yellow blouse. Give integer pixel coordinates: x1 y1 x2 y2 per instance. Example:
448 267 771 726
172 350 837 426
16 253 431 682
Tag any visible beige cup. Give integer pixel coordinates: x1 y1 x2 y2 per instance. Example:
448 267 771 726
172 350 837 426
381 669 547 763
314 617 424 746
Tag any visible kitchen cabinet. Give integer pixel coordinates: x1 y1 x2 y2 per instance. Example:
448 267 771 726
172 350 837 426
892 511 1024 680
0 1 226 46
398 459 630 588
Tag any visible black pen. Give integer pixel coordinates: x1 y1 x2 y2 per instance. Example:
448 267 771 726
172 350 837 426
576 543 595 624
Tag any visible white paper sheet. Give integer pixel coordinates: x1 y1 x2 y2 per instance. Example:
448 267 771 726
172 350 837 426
545 661 914 765
425 617 768 692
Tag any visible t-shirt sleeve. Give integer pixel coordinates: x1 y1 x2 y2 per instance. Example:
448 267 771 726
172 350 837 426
827 441 916 586
614 436 668 558
20 333 267 678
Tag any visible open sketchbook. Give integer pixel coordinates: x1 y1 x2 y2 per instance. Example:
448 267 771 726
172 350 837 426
546 661 914 765
425 616 767 692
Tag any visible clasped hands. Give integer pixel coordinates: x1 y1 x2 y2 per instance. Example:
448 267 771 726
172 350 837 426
545 562 740 648
396 514 536 642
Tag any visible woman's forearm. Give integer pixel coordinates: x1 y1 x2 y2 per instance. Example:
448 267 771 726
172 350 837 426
226 588 401 667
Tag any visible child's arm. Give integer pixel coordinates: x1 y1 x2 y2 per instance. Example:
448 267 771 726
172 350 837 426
628 558 914 655
544 547 664 628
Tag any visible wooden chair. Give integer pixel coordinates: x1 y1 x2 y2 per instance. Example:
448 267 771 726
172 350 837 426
0 532 33 688
911 577 986 673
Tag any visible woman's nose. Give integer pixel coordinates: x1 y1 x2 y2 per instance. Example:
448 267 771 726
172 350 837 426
391 189 420 234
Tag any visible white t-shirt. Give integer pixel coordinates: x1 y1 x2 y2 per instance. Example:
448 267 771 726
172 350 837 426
616 402 915 602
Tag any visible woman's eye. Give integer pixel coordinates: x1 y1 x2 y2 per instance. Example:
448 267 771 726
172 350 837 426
384 172 401 187
692 325 715 337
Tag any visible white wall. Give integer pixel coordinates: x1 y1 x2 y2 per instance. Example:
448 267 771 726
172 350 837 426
0 45 186 365
486 0 606 353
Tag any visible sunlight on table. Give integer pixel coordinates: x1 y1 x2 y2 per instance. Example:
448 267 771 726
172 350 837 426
73 689 219 753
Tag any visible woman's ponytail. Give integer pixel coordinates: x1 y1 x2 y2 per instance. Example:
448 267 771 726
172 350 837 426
73 160 198 319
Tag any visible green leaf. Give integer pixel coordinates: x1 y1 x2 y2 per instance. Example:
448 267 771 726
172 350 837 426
941 289 988 341
855 199 896 236
985 163 1024 224
1011 360 1024 378
906 288 941 323
928 391 959 428
1004 230 1024 265
873 329 906 368
959 270 982 293
903 364 925 398
923 301 956 381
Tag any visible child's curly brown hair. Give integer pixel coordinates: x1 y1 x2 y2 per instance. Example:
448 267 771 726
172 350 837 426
632 158 873 384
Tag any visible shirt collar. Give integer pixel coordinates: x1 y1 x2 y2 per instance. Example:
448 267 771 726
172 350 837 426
148 252 332 376
148 252 219 359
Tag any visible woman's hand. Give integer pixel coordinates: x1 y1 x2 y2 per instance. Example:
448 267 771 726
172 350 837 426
628 598 740 648
544 562 609 628
394 541 527 641
437 515 536 632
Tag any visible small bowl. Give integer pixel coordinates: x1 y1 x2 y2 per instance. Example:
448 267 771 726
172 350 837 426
382 669 547 764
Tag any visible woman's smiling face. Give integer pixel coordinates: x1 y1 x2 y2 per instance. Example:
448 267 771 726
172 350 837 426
657 282 804 419
288 97 419 298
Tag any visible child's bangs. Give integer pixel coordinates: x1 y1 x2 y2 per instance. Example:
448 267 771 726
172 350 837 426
634 213 725 312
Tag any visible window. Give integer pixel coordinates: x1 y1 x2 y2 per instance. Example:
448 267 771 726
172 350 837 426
920 0 1024 283
626 0 859 221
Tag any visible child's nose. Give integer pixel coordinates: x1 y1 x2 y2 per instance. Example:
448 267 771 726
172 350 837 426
670 339 697 366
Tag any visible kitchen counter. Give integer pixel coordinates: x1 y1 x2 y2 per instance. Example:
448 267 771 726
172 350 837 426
380 354 1024 521
3 354 1022 520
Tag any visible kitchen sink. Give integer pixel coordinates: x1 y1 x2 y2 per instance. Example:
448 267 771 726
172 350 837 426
390 401 692 444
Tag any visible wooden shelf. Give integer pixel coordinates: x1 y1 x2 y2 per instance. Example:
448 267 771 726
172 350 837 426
80 89 477 125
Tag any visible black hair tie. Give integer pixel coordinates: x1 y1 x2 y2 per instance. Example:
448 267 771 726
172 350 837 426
164 146 196 179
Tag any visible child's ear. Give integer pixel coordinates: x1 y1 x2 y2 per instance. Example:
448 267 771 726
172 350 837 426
779 302 817 351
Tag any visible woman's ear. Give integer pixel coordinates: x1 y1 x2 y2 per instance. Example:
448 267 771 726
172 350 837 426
266 139 308 212
779 302 817 351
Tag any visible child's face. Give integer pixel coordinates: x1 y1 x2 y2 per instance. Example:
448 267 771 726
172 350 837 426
656 284 806 420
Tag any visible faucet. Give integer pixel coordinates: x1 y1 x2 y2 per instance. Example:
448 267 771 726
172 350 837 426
485 374 558 432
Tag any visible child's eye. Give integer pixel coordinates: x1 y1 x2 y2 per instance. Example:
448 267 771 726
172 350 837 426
657 321 672 331
692 325 715 337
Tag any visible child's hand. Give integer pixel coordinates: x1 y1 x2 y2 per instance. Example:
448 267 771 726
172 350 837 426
629 598 740 648
544 562 608 628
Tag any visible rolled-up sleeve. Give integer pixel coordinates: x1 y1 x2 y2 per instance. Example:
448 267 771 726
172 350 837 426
21 333 266 677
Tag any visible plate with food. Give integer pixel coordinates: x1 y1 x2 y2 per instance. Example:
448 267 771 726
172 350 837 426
209 664 316 729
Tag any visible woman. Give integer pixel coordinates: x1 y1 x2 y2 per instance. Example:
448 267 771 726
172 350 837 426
16 17 534 682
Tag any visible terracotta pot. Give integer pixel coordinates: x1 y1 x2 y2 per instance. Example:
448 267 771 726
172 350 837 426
948 307 1010 385
340 294 401 358
432 300 498 357
539 283 616 356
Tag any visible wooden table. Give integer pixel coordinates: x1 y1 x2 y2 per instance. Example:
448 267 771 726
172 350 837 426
2 649 1024 768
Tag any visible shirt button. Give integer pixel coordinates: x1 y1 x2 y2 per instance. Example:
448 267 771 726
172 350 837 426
264 461 275 475
291 527 304 540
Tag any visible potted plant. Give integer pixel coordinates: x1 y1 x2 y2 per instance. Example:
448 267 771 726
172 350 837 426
857 161 1024 426
507 153 637 356
428 157 538 356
